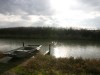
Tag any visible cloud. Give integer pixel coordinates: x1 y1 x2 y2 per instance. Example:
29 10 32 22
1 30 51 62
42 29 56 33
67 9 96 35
31 16 58 27
0 14 57 28
75 0 100 29
0 0 55 28
78 0 100 12
0 0 100 29
0 21 31 28
0 14 22 22
0 0 52 15
82 16 100 29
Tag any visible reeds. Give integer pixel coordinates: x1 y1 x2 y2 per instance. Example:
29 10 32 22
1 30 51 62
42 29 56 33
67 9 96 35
11 54 100 75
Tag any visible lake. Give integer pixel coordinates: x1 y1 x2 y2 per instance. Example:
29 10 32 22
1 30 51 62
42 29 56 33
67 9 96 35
0 39 100 59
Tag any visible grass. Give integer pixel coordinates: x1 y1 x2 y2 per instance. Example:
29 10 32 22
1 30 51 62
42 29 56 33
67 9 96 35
0 27 100 40
0 50 39 74
3 54 100 75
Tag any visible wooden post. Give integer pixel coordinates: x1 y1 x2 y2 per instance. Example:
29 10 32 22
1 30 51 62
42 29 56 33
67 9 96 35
22 42 24 47
48 43 51 55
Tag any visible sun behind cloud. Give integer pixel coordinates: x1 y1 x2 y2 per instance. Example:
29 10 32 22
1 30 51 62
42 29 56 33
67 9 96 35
50 0 98 29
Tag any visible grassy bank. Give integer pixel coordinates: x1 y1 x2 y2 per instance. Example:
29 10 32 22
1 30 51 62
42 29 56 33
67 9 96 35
3 54 100 75
0 27 100 40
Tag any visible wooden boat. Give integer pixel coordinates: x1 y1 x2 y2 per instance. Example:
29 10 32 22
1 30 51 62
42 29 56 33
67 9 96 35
3 45 42 58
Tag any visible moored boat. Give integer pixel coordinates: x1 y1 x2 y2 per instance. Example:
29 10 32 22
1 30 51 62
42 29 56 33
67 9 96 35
3 45 42 58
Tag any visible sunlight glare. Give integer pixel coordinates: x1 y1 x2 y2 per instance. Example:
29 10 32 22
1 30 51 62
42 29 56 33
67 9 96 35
50 0 78 14
50 0 96 28
50 0 82 28
54 47 68 58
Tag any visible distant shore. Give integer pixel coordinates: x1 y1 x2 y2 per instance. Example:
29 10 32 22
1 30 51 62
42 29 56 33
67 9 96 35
0 27 100 41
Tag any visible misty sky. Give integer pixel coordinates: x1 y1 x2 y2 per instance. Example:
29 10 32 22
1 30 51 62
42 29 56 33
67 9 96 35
0 0 100 29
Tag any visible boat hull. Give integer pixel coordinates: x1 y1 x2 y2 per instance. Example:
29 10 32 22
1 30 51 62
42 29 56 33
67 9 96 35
4 45 42 58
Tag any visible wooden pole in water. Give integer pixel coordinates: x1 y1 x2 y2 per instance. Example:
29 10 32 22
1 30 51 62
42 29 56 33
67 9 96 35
48 43 51 55
23 42 24 47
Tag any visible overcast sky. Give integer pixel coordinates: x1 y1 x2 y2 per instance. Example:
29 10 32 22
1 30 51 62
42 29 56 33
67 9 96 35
0 0 100 29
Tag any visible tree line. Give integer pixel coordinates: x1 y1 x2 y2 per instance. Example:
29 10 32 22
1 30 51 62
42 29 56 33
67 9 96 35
0 27 100 40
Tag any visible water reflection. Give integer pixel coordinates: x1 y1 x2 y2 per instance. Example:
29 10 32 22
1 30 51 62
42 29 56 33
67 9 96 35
53 47 67 58
0 39 100 59
52 44 100 59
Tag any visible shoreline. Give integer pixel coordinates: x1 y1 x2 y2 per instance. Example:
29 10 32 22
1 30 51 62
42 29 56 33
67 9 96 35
1 54 100 75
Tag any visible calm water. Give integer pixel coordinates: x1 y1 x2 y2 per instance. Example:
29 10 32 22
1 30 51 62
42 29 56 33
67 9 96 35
0 39 100 59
